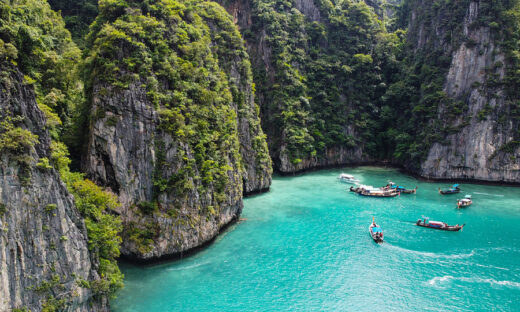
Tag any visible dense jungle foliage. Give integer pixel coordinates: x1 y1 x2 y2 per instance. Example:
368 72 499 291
47 0 99 47
244 0 404 164
241 0 520 167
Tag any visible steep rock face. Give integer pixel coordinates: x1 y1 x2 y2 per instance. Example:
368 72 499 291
414 1 520 182
204 13 272 193
0 69 106 311
277 129 365 173
220 0 395 173
83 0 271 260
86 81 243 259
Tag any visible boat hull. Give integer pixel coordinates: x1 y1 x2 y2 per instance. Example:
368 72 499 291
351 186 399 197
439 188 461 195
339 179 359 184
359 191 399 198
416 222 464 231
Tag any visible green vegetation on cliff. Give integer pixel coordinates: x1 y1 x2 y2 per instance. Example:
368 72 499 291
244 0 403 165
84 0 264 204
383 0 520 167
48 0 99 47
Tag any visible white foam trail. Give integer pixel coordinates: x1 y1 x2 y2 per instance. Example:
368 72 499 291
472 192 504 197
483 279 520 287
385 244 475 259
428 275 454 285
167 262 209 271
474 263 510 271
428 276 520 288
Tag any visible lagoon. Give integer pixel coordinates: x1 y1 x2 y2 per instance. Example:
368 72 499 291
112 167 520 311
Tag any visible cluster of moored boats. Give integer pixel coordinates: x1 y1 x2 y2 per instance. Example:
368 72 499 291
349 182 417 197
339 173 471 243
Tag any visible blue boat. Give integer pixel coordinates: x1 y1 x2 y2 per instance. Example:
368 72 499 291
438 184 461 195
369 219 384 243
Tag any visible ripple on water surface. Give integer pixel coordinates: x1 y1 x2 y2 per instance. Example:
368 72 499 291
112 167 520 312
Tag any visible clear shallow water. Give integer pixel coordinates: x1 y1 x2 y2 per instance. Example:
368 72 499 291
112 167 520 312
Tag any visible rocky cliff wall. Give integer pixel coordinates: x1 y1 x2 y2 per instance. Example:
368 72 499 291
416 1 520 182
219 0 391 173
83 0 271 260
0 68 106 311
85 80 244 260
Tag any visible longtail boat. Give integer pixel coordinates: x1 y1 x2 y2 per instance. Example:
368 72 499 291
350 185 399 197
416 217 464 231
369 218 384 243
439 184 461 195
457 195 472 208
359 190 399 197
392 185 417 194
338 173 359 184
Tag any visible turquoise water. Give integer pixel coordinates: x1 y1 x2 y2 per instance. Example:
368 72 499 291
112 167 520 311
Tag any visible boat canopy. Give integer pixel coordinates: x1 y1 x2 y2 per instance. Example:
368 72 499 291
340 174 354 179
372 227 382 233
452 184 460 188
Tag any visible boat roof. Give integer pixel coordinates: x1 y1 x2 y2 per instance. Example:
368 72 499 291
340 173 354 178
372 227 382 233
460 198 471 202
452 184 460 188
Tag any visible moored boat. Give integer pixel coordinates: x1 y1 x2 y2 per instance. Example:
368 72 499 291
457 195 472 208
439 184 461 195
338 173 359 184
416 217 464 231
369 219 384 243
359 189 399 197
350 184 375 193
350 185 399 197
390 184 417 194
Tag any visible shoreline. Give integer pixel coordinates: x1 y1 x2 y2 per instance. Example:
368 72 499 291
275 161 520 187
117 213 242 266
117 163 519 266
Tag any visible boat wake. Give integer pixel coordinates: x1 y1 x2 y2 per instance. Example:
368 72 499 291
385 245 515 261
474 263 510 271
167 261 210 271
428 275 454 285
472 192 504 197
384 244 475 259
428 276 520 288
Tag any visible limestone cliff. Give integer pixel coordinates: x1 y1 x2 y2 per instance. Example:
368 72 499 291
407 0 520 182
220 0 394 173
83 0 271 260
0 68 106 311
